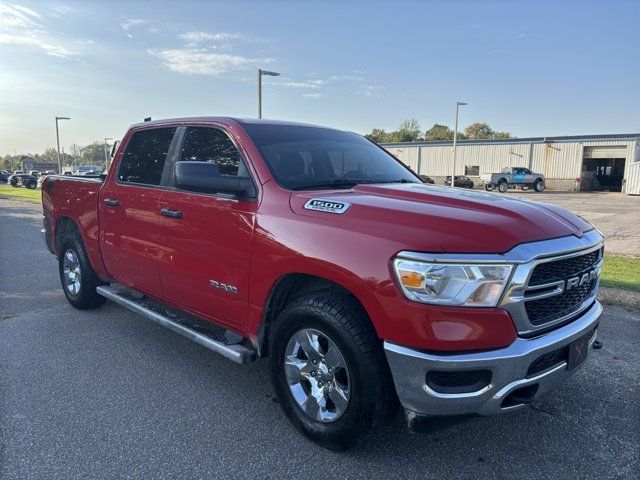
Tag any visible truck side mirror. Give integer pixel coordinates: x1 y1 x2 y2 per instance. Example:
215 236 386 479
174 161 250 196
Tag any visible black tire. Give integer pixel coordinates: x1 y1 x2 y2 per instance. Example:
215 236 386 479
269 292 397 451
26 182 36 190
498 181 508 193
58 232 106 309
485 183 495 191
534 179 545 192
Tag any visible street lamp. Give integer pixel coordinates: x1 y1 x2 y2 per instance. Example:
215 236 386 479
450 101 467 187
55 116 70 173
104 137 113 171
257 68 281 119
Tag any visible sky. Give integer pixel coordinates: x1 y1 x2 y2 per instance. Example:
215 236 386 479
0 0 639 155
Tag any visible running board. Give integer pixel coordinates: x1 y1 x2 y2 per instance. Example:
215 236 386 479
96 285 256 364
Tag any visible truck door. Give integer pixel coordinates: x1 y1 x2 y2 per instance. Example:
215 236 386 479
99 126 179 296
157 126 258 329
512 167 525 183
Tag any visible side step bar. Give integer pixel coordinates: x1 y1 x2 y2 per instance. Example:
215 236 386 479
96 285 256 364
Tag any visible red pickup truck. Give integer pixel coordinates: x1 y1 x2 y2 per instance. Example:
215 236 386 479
42 117 604 450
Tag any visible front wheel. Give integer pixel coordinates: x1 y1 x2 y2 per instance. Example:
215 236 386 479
269 293 397 450
534 180 545 192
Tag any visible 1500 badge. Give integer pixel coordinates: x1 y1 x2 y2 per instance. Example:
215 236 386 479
304 199 350 214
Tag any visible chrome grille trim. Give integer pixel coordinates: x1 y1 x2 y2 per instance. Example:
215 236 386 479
499 238 603 336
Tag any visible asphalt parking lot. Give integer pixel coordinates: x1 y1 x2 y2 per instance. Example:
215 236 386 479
1 198 638 479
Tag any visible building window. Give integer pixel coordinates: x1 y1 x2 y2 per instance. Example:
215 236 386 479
465 165 480 176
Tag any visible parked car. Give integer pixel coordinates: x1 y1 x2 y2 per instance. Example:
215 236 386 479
0 170 10 182
444 175 474 188
418 174 434 184
488 167 545 192
9 173 37 189
28 170 41 177
12 170 24 175
42 117 603 450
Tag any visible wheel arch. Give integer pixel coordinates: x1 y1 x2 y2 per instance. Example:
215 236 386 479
55 216 80 256
256 273 371 358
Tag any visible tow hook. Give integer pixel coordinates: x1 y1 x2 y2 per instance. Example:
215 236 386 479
592 340 603 350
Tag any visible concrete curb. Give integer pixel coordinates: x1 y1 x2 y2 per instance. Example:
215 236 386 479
598 287 640 309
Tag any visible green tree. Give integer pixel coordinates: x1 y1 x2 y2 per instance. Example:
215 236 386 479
424 124 455 141
364 128 390 143
81 142 110 167
388 118 421 142
42 148 58 163
464 122 511 140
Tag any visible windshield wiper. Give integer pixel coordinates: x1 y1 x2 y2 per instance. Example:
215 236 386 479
291 178 417 191
291 180 360 191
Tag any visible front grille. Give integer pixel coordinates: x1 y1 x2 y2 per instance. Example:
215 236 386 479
526 280 596 325
523 247 601 327
529 248 602 286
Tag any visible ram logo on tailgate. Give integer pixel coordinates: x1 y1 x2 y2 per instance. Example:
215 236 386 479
304 199 350 214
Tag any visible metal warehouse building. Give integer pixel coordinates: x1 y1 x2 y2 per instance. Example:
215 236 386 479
382 133 640 194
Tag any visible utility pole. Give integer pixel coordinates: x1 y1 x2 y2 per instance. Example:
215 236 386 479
55 116 70 173
450 102 467 187
257 68 281 118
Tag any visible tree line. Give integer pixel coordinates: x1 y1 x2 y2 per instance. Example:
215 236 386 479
365 119 512 143
0 141 112 171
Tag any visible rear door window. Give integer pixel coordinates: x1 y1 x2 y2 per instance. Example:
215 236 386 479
118 127 177 185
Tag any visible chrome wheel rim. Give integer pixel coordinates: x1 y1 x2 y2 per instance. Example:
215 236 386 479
63 249 81 296
536 181 545 191
284 328 351 423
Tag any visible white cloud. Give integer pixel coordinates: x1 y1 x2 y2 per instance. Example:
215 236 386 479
359 85 382 97
0 2 73 57
179 31 243 43
148 48 272 77
49 5 73 17
303 93 323 98
330 75 365 82
120 18 146 31
280 80 326 89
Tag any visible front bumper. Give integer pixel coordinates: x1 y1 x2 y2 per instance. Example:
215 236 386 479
384 300 602 417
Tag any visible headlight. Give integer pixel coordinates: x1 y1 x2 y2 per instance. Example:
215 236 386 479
393 259 512 307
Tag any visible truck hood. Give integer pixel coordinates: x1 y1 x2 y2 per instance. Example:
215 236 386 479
289 183 593 254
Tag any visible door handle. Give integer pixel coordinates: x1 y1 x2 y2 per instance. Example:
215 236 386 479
103 198 120 207
161 208 183 219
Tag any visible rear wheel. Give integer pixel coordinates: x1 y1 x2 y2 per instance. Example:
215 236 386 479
498 181 508 193
485 183 495 191
26 182 36 190
58 232 106 309
269 293 397 450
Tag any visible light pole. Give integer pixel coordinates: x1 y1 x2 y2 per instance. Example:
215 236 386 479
450 101 467 187
104 137 113 171
257 68 281 119
55 116 70 173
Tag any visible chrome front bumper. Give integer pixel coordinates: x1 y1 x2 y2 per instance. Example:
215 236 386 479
384 301 602 417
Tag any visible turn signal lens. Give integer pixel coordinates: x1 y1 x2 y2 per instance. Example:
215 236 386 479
399 270 424 288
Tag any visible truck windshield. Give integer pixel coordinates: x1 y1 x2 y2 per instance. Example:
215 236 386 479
242 124 419 190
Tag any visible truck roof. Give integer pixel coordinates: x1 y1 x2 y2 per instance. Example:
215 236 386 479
130 116 339 131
